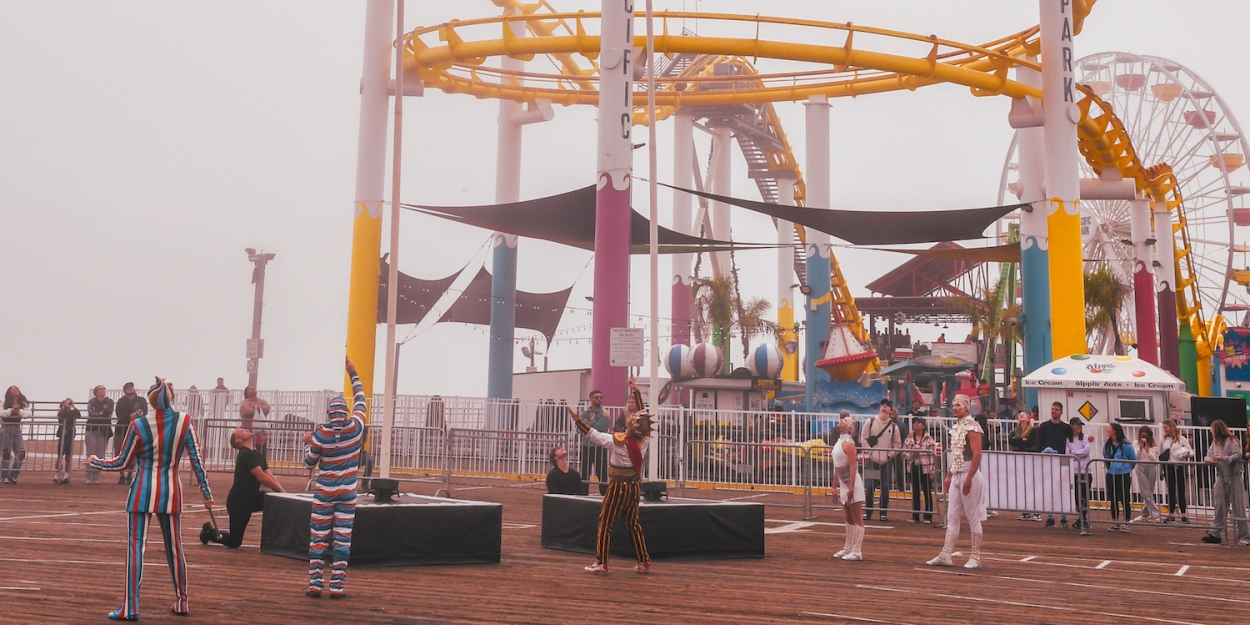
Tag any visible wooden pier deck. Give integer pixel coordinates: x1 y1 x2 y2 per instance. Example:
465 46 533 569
1 473 1247 624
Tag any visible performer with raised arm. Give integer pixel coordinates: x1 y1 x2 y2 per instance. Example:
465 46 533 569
927 395 986 569
832 416 866 561
88 378 213 620
303 357 366 598
571 377 653 575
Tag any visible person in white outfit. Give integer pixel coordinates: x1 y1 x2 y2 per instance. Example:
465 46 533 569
1159 419 1192 524
831 416 866 561
928 395 986 569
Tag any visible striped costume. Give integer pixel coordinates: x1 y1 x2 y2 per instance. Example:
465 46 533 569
89 379 212 621
304 370 366 596
573 388 650 571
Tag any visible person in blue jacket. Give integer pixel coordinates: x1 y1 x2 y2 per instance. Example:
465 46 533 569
1102 422 1136 532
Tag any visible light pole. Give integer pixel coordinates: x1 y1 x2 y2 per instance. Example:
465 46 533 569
245 248 276 389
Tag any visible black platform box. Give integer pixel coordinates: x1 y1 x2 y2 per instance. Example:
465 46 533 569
541 494 764 559
260 492 502 566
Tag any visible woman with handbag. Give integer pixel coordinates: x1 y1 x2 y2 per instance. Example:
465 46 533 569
1159 419 1192 524
54 398 81 484
1103 423 1137 532
903 420 936 523
85 385 114 485
1131 426 1162 523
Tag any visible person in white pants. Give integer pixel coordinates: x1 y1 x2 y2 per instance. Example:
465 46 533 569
928 396 986 569
831 417 866 561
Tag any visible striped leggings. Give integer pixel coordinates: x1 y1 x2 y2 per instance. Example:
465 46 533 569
110 512 187 620
596 480 648 565
308 491 356 594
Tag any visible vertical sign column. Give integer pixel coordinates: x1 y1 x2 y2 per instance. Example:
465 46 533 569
591 0 635 406
344 0 395 400
670 112 694 355
804 96 832 411
776 177 800 382
1016 58 1050 409
1130 199 1159 364
1041 0 1086 359
1154 201 1181 377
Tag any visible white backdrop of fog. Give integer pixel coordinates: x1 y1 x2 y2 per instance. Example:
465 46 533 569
2 1 1247 402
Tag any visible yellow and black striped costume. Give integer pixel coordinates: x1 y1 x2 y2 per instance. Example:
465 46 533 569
573 390 650 567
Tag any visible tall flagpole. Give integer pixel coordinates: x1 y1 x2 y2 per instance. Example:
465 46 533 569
645 1 659 480
380 0 404 479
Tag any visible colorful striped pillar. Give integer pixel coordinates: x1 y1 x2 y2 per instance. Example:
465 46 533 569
1040 0 1085 361
670 112 694 352
804 96 832 411
589 0 634 407
1153 202 1181 377
776 178 800 382
1129 200 1158 364
1015 58 1049 410
344 0 395 401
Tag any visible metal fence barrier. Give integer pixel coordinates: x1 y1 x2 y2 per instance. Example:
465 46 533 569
679 439 814 518
807 447 946 526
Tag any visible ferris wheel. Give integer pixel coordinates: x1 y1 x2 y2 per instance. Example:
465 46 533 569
999 52 1250 343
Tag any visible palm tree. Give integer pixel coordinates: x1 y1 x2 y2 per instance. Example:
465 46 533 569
1085 266 1131 355
692 276 778 372
950 278 1021 412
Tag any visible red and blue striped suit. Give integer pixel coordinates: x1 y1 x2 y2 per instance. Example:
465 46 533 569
304 370 365 596
90 379 212 621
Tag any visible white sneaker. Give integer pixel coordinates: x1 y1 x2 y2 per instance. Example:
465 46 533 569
1238 538 1250 547
927 554 953 567
964 558 982 569
584 562 609 575
841 552 863 561
832 549 849 559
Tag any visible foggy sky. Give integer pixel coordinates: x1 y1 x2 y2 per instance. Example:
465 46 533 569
2 0 1247 402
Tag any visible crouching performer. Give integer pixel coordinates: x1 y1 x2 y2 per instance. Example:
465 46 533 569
571 377 653 575
88 378 213 620
927 395 986 569
832 416 866 561
303 357 366 598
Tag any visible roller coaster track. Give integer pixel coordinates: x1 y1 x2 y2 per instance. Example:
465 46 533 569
1075 84 1225 369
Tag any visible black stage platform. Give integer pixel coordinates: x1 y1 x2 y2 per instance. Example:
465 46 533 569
260 492 502 566
541 494 765 559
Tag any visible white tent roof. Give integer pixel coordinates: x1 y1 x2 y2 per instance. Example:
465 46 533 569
1021 355 1187 392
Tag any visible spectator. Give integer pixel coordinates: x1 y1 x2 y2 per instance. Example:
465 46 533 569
568 390 609 482
185 385 203 419
211 377 229 419
1131 426 1162 523
113 382 147 485
1 385 30 484
202 428 283 548
1201 420 1249 545
860 400 902 521
85 385 114 485
1036 402 1072 527
239 386 271 457
1103 422 1137 532
426 395 446 430
1066 418 1093 531
903 420 936 523
1009 412 1040 521
54 398 81 485
545 446 583 495
1159 418 1192 524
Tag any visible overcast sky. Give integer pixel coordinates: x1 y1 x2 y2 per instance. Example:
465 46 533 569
3 1 1248 402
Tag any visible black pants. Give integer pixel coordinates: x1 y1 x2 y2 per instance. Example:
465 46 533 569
1164 465 1188 515
909 465 933 522
581 445 607 482
1074 472 1091 526
212 497 257 549
1106 472 1132 521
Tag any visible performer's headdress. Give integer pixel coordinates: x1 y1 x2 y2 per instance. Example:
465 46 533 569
148 377 175 412
952 394 971 413
631 410 656 438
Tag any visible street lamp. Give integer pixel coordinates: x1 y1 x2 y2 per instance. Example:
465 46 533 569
245 248 276 389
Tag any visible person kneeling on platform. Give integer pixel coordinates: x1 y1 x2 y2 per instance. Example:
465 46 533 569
832 416 866 561
546 446 584 495
202 428 284 548
572 377 653 575
928 395 986 570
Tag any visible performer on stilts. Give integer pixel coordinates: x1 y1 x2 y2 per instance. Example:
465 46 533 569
571 377 653 575
832 416 865 561
303 357 366 598
928 395 986 569
88 378 213 620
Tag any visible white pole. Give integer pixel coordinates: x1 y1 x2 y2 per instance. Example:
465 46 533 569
710 127 732 277
380 0 404 479
645 1 660 481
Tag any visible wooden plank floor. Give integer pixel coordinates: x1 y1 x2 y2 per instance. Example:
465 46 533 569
1 473 1248 624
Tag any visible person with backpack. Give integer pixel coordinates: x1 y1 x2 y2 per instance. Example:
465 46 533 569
1103 423 1137 532
860 400 902 521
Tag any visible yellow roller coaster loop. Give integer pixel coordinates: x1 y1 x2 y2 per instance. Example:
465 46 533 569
1075 84 1224 391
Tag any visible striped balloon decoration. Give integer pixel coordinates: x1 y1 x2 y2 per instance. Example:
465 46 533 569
746 343 784 379
690 343 723 379
664 344 694 378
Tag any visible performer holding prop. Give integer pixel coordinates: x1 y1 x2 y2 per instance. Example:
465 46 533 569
88 378 213 620
831 416 866 561
571 377 653 575
927 395 986 569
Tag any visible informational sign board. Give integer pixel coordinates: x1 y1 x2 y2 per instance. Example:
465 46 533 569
609 327 644 367
247 338 265 359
